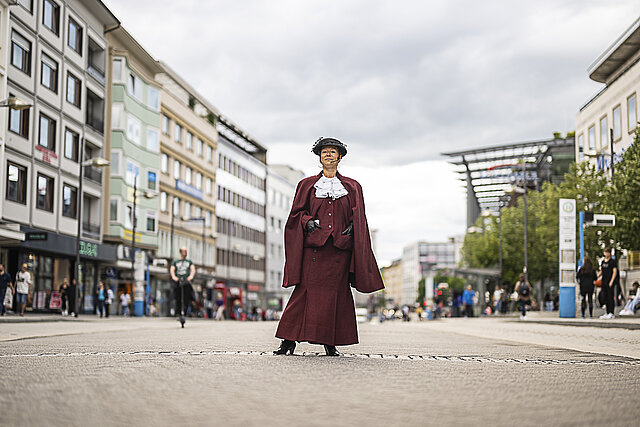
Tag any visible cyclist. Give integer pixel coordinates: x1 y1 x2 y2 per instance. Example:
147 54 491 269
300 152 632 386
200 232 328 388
170 246 196 321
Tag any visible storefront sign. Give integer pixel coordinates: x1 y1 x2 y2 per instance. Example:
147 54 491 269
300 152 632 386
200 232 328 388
79 241 98 257
247 284 260 292
176 179 203 200
26 232 48 241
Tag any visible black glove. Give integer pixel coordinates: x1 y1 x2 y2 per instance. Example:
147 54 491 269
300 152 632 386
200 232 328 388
342 221 353 236
306 219 320 233
348 272 356 287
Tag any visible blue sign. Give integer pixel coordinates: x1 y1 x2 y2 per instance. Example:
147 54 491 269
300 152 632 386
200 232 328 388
105 266 117 278
176 179 203 200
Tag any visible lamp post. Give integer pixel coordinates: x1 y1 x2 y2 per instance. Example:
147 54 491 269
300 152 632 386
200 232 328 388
75 156 110 316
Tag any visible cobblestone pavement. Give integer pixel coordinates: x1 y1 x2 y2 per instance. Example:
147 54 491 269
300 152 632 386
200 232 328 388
1 318 638 426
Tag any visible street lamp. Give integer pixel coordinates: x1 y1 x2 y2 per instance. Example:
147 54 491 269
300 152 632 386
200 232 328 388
75 156 110 316
0 97 32 110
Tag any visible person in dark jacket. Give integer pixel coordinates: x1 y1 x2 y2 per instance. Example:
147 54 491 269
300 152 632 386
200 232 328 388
577 256 597 318
273 137 384 356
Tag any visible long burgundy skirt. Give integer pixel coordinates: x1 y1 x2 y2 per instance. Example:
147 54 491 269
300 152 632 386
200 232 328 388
275 242 358 346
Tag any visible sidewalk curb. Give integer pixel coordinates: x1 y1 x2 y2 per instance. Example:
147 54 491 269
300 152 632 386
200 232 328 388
510 319 640 330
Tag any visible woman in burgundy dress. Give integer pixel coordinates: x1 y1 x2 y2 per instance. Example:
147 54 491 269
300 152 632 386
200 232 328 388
273 137 384 356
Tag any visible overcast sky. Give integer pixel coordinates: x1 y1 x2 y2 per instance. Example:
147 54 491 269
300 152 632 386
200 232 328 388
104 0 638 265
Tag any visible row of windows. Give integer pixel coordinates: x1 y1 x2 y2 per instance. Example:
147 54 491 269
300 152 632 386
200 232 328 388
216 248 265 271
268 270 283 286
112 59 159 111
160 153 213 195
219 153 265 190
217 217 266 245
6 161 78 218
109 199 157 233
268 188 292 210
579 92 637 153
159 192 213 228
162 115 214 161
218 185 265 217
111 153 158 192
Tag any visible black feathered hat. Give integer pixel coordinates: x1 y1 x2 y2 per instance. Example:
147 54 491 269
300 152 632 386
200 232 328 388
311 137 347 157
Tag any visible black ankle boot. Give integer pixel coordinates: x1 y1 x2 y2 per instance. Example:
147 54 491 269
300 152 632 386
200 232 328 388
324 345 340 356
273 340 296 355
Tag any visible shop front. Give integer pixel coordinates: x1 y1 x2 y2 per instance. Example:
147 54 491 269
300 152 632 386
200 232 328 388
214 281 244 320
5 226 117 313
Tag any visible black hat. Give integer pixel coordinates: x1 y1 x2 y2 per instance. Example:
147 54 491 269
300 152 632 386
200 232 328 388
312 137 347 157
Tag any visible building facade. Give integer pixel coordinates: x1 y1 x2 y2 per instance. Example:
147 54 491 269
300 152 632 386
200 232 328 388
103 26 162 314
155 62 218 316
401 241 455 305
576 16 639 172
1 0 118 312
215 118 267 317
380 258 402 307
265 164 302 312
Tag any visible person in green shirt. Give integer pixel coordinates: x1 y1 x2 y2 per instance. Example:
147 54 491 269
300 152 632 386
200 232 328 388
170 246 196 317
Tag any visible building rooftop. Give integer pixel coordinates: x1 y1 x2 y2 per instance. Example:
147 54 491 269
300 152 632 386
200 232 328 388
588 16 640 84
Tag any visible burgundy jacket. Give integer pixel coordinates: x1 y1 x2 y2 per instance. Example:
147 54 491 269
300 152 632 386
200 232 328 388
282 172 384 294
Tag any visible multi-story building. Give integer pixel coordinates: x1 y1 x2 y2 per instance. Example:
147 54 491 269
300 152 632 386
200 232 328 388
380 258 402 307
155 62 218 315
1 0 119 312
576 16 639 171
265 164 303 311
401 241 455 305
103 26 162 314
215 118 267 316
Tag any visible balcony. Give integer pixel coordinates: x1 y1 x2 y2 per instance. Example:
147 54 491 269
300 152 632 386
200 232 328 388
82 222 101 240
83 166 103 183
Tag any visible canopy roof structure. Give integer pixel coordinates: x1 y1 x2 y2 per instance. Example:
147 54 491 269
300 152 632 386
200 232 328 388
442 137 575 229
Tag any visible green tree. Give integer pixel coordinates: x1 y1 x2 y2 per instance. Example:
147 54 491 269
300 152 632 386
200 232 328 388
416 277 425 303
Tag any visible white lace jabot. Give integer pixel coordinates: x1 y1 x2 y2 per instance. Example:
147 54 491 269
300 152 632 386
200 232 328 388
314 175 348 200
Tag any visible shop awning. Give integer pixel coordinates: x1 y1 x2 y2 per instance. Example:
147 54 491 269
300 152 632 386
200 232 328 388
0 224 25 245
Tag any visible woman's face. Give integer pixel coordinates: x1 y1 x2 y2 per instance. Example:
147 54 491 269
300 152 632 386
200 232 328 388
320 147 340 167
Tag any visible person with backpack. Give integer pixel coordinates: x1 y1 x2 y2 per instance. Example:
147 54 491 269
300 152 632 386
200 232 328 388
515 273 531 319
577 256 597 318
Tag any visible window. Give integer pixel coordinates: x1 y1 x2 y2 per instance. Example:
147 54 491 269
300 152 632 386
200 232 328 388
62 184 77 218
87 38 105 77
11 31 31 75
147 128 159 152
205 211 211 227
613 105 621 140
66 72 81 107
205 177 212 195
206 145 213 162
128 73 142 101
599 116 608 150
6 163 27 204
146 212 156 232
16 0 32 13
147 171 157 191
40 53 58 93
588 125 595 151
126 115 141 144
86 90 104 132
36 173 54 211
173 197 180 216
197 139 203 156
175 123 182 143
112 59 122 82
109 199 118 221
194 206 201 219
195 172 202 190
111 151 121 175
185 202 191 219
185 167 192 185
64 128 79 161
148 87 159 111
173 160 180 180
161 154 168 173
38 113 56 151
577 133 584 161
628 94 637 132
9 100 30 138
162 115 169 134
43 0 60 35
125 161 140 187
186 132 193 150
124 205 134 229
68 16 83 54
160 192 167 212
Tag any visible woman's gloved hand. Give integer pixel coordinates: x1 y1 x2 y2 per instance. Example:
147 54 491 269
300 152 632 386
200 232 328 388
342 221 353 236
306 219 321 233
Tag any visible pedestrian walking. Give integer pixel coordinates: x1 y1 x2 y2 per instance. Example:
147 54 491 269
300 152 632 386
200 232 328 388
577 256 597 318
68 279 78 317
273 137 384 356
0 264 12 316
462 285 475 317
120 291 130 316
105 286 114 318
170 246 196 321
598 247 618 319
59 278 69 316
514 273 531 319
96 282 106 318
15 263 32 317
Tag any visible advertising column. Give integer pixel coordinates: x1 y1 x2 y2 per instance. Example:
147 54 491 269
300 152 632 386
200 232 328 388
558 199 576 318
134 250 146 316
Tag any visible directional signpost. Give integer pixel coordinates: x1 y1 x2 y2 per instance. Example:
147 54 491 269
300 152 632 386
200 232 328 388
559 199 576 318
